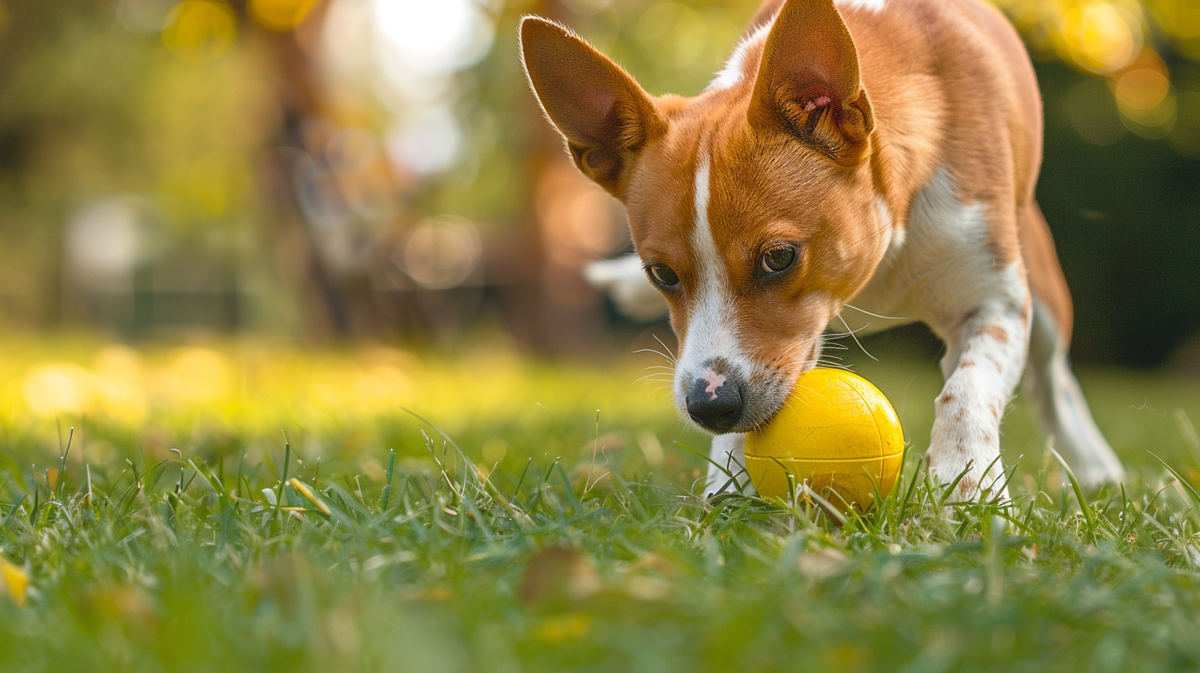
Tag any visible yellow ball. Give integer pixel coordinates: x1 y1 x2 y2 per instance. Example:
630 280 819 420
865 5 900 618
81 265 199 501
745 368 904 510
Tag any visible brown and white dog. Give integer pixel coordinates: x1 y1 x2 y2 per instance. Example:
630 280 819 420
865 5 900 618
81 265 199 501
520 0 1126 499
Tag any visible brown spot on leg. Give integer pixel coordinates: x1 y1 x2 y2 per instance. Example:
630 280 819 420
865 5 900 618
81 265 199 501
978 325 1009 343
957 476 977 497
939 393 954 406
960 359 975 368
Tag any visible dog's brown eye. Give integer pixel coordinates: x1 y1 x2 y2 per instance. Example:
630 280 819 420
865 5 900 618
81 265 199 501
762 246 797 273
647 264 680 287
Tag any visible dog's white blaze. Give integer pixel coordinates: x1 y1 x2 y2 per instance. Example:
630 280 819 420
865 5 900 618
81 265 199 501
835 0 886 12
675 157 751 411
706 18 774 91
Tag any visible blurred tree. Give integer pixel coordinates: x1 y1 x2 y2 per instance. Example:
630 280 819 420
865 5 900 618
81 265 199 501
0 0 271 333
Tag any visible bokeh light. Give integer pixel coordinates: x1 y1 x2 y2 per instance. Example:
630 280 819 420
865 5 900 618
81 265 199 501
117 0 174 32
154 347 232 404
399 216 482 290
387 106 463 175
161 0 237 63
249 0 316 32
1057 2 1142 74
66 198 142 287
1148 0 1200 60
92 346 150 424
635 3 709 69
372 0 494 77
1115 67 1171 111
22 363 94 417
991 0 1193 143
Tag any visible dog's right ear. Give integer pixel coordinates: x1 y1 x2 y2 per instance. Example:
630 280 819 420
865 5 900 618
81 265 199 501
747 0 874 167
520 17 665 197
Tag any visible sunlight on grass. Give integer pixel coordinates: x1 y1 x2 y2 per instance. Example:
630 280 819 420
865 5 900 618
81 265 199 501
0 335 714 499
4 340 676 430
1 335 1197 488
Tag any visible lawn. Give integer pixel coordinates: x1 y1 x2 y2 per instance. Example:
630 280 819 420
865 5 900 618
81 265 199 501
2 336 1200 672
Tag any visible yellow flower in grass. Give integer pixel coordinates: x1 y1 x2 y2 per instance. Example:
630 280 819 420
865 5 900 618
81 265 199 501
0 556 29 608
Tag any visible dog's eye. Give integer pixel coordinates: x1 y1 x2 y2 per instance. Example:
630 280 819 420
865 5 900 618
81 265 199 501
761 246 797 274
647 264 680 287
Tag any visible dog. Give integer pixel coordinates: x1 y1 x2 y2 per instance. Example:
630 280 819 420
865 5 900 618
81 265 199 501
520 0 1126 499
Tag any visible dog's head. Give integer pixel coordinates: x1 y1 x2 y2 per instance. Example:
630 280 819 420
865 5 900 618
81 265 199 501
521 0 893 433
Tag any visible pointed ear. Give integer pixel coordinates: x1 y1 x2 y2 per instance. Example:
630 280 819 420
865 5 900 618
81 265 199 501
748 0 875 166
520 16 665 196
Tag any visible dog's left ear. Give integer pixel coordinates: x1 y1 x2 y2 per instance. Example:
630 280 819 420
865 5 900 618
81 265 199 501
748 0 875 166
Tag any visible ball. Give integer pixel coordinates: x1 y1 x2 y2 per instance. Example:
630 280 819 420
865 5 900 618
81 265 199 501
744 368 904 510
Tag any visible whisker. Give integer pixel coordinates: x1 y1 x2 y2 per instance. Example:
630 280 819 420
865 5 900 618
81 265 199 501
653 335 678 364
842 303 906 321
634 348 676 365
835 315 879 362
636 375 675 384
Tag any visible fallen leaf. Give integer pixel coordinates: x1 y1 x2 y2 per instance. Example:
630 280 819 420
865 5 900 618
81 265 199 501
0 556 29 608
519 545 600 610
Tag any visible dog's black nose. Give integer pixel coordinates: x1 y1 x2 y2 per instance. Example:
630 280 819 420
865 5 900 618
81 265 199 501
686 374 743 433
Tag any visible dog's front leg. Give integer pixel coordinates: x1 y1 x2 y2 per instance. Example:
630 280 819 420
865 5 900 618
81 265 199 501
927 285 1032 501
704 433 754 498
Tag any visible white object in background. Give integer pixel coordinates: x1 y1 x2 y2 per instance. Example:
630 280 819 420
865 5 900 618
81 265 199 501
584 254 668 322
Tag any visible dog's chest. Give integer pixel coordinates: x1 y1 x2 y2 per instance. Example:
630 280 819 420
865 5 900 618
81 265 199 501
838 168 1008 339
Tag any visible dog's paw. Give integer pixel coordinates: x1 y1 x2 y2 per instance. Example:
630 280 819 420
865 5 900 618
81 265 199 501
1068 459 1126 491
702 469 756 500
702 476 748 500
926 443 1009 502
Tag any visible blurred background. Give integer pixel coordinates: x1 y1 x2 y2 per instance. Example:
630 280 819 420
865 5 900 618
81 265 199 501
0 0 1198 363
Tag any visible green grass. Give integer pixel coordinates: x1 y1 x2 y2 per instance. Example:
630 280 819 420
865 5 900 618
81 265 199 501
2 346 1200 672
